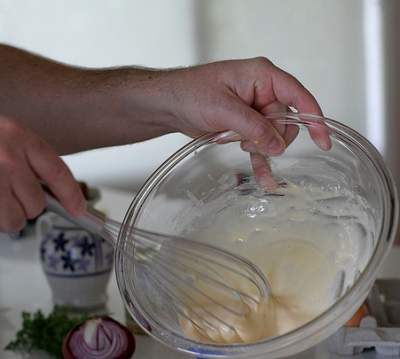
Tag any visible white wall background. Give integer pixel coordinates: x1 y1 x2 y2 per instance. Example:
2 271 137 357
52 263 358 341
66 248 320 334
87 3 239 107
194 0 366 133
0 0 196 191
0 0 368 192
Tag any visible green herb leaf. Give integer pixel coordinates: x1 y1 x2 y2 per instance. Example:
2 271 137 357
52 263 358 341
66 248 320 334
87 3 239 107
5 306 90 358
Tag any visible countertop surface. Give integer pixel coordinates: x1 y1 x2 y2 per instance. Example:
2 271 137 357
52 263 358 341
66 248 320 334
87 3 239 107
1 186 399 359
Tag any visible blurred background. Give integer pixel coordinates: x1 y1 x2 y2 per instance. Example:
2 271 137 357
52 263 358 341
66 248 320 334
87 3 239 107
0 0 398 192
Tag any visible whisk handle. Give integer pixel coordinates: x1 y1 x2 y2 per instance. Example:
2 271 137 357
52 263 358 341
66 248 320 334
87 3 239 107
45 192 107 237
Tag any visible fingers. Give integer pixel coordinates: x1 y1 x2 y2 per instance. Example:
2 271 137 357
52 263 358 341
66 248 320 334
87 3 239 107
25 136 85 216
305 120 332 150
2 196 26 232
241 120 299 154
241 140 257 153
250 152 277 191
269 67 323 115
283 124 300 147
241 140 278 192
242 139 281 192
269 66 332 150
11 164 46 219
261 101 287 138
223 100 285 155
261 101 302 152
0 118 84 232
215 131 242 144
0 180 26 232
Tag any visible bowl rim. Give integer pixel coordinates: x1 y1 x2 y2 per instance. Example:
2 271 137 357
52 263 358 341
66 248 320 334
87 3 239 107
115 113 399 358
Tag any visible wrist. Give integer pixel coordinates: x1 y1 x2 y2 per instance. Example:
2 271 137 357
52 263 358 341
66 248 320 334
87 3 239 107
99 67 180 135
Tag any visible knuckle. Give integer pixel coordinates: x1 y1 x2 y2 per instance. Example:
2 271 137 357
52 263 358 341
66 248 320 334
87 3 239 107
252 56 273 69
240 140 256 153
247 121 268 141
291 80 306 97
240 141 249 151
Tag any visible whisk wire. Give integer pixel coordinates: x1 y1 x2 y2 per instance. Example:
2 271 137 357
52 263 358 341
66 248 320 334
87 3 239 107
146 263 239 333
150 249 259 306
146 253 247 317
45 195 271 343
143 270 226 337
111 221 269 300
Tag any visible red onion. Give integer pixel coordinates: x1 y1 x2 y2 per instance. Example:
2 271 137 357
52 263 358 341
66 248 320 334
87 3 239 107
62 316 135 359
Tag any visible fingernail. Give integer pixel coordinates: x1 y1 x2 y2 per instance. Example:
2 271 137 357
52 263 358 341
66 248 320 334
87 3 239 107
268 138 284 155
316 138 332 151
242 142 257 152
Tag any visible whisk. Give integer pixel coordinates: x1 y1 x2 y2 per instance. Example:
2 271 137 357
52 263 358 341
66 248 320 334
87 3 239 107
45 194 270 338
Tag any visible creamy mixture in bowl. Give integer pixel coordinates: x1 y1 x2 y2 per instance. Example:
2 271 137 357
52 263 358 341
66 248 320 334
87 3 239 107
179 178 373 344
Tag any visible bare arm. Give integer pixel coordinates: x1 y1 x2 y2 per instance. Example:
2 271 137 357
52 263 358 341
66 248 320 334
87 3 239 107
0 45 330 156
0 44 330 232
0 44 175 154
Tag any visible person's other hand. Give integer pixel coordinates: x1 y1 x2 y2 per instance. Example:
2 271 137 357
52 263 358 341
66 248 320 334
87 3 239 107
0 117 85 232
164 58 331 188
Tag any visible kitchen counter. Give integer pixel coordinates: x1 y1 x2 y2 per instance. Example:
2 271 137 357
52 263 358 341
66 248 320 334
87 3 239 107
1 186 399 359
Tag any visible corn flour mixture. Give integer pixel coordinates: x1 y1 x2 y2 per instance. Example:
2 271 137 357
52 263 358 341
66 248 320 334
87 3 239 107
178 176 374 344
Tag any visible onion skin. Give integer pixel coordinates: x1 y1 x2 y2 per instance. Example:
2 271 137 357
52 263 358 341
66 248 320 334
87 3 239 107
62 316 135 359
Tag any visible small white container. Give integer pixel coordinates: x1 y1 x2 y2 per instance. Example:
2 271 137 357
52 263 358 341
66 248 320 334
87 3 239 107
37 191 114 309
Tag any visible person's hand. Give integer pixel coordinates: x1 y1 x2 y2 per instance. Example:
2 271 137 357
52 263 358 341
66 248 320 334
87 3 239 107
163 57 332 188
0 117 85 232
167 57 331 150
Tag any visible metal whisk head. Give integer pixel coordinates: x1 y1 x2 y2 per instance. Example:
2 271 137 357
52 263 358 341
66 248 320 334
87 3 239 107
45 194 271 342
111 222 271 341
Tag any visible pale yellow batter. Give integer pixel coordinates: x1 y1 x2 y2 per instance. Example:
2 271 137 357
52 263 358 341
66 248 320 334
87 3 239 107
179 239 338 344
177 179 371 344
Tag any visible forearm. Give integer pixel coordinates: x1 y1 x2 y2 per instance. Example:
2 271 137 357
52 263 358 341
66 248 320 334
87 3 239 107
0 44 176 154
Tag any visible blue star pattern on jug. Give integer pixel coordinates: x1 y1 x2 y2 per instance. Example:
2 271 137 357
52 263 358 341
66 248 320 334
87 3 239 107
39 217 114 278
53 232 68 252
37 188 113 308
61 251 75 271
77 236 96 257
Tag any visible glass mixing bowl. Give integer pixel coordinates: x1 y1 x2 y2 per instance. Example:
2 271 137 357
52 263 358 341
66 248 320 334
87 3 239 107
115 113 398 358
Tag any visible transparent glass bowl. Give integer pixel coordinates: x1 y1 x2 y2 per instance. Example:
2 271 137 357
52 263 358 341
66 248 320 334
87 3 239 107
115 113 398 358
